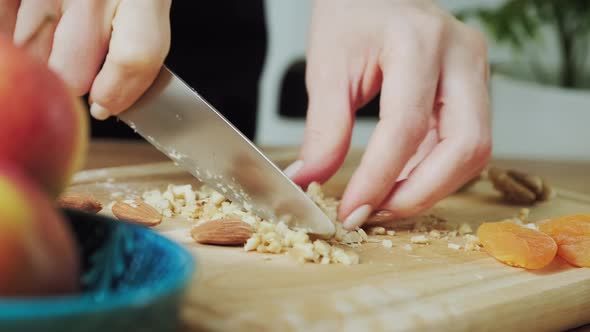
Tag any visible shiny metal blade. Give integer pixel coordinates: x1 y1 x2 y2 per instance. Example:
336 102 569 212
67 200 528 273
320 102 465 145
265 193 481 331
119 66 335 236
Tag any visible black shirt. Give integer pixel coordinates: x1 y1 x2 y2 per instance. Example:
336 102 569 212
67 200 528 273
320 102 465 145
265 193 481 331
90 0 267 140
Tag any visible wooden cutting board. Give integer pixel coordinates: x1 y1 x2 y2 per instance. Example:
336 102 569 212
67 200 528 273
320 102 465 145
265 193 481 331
67 150 590 332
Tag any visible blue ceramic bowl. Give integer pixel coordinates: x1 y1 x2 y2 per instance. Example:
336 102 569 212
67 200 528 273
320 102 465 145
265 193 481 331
0 209 196 332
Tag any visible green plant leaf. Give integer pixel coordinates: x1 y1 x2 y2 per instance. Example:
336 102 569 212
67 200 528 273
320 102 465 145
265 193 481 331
455 0 590 88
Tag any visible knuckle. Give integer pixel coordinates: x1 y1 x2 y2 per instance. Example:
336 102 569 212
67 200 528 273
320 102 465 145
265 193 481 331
69 81 91 97
462 25 488 57
408 115 430 142
387 8 448 55
421 13 447 42
57 70 92 97
381 112 430 147
109 42 168 74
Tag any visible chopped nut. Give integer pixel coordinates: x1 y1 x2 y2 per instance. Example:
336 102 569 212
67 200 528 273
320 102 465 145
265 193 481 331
410 215 449 232
448 243 462 250
313 240 331 256
191 219 253 246
410 235 430 244
386 230 396 236
429 230 441 239
507 170 543 195
331 247 359 265
518 208 530 222
289 243 315 263
57 192 102 214
244 235 261 251
357 228 369 241
338 229 365 246
458 223 473 235
381 239 393 248
488 167 553 205
142 182 364 264
463 234 482 251
539 182 556 201
368 226 386 235
112 199 162 227
305 182 339 221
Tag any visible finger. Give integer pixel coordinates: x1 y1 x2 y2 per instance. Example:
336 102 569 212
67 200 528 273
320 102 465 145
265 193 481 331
396 97 443 183
383 28 491 218
285 55 355 187
48 0 116 96
397 115 439 181
0 0 20 36
287 27 384 187
89 0 171 119
338 49 439 229
13 0 60 62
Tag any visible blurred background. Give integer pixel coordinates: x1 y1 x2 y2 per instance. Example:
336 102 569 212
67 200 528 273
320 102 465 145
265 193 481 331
91 0 590 161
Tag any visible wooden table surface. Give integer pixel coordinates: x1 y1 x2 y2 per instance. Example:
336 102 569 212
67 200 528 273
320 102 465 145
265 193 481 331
85 139 590 196
83 140 590 331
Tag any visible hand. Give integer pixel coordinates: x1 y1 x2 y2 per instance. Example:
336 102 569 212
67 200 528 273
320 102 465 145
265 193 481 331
0 0 171 120
285 0 491 229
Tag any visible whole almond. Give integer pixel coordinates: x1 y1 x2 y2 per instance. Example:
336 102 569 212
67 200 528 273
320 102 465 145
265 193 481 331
57 192 103 214
112 199 162 227
191 219 253 246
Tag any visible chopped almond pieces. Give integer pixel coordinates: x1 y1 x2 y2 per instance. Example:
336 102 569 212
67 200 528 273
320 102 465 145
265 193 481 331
410 235 430 244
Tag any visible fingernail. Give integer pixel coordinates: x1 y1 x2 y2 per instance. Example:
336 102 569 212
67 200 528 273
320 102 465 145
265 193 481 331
343 204 372 230
90 103 110 120
366 209 395 224
283 160 304 179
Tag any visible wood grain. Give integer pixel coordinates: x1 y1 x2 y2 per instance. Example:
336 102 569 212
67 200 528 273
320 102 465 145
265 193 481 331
72 146 590 332
85 140 590 195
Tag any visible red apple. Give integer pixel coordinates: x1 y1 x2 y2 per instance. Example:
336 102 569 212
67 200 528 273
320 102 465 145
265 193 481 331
0 162 79 296
0 35 88 197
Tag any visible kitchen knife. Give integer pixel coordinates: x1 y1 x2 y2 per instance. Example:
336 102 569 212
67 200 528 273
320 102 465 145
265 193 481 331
119 66 335 236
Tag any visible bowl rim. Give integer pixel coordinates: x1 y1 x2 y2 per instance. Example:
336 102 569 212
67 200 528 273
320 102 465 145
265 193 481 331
0 213 196 320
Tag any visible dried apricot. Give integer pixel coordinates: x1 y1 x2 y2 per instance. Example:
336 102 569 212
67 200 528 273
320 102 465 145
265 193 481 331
538 214 590 267
477 221 557 269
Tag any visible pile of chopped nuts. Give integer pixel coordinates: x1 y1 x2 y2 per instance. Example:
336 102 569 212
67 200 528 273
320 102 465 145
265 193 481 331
137 181 491 263
143 182 366 264
67 165 554 266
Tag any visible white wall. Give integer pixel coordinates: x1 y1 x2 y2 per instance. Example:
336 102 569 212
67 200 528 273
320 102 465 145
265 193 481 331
256 0 590 160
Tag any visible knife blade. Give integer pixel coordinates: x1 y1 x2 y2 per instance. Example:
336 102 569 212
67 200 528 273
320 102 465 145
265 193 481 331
118 66 335 236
